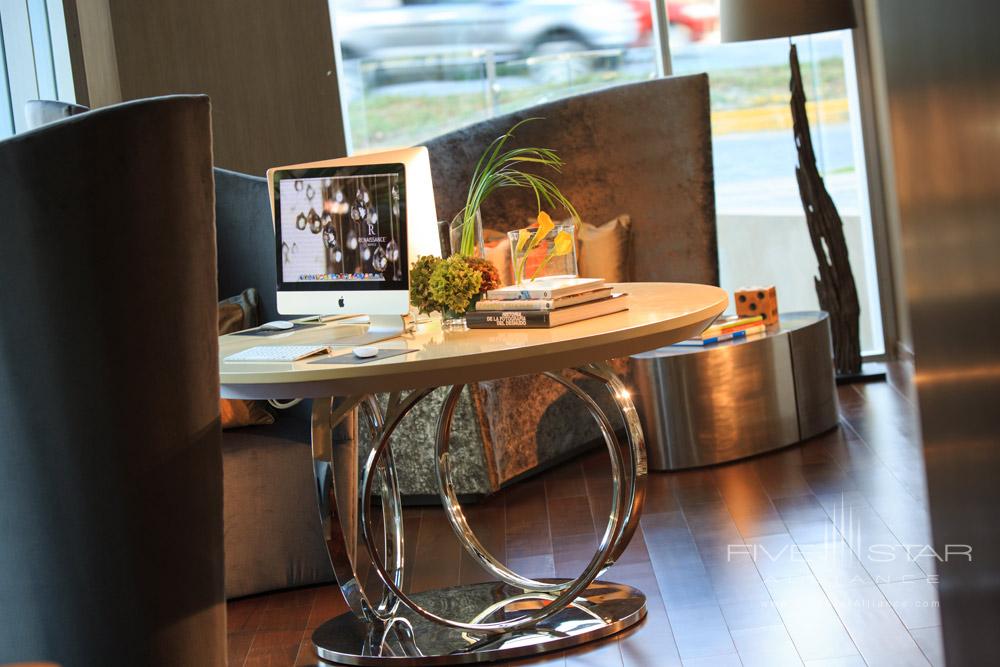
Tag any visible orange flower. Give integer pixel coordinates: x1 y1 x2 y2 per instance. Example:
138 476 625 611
516 228 531 253
553 229 573 256
531 211 554 249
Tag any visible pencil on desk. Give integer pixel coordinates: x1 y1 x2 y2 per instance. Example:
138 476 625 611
701 324 766 345
701 315 764 338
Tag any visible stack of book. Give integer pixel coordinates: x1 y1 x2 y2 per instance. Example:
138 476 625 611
466 277 628 329
673 315 767 347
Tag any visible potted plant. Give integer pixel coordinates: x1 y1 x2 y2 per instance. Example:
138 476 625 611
410 254 501 330
449 118 579 259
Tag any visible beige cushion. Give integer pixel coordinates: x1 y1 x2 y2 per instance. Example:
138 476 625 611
576 214 632 281
218 288 275 429
484 229 514 285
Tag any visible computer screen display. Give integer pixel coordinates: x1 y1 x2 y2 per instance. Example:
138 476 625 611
272 164 407 291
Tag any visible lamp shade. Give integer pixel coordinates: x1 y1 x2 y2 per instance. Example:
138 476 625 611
720 0 857 42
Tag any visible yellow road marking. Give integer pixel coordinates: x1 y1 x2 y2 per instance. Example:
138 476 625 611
712 98 849 135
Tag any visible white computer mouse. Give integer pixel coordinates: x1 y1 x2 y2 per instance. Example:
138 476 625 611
353 346 379 359
260 320 295 331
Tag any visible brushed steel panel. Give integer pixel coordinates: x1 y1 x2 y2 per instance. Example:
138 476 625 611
630 313 839 470
874 0 1000 663
786 312 840 439
631 332 799 470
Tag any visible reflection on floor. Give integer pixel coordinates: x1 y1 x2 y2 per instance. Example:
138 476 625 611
227 362 943 667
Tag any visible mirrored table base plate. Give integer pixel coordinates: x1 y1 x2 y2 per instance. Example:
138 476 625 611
313 579 646 665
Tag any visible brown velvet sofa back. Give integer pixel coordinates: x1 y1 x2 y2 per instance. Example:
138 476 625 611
425 75 718 285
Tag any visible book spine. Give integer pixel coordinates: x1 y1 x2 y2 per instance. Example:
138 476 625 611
466 311 551 328
485 289 554 300
476 299 553 311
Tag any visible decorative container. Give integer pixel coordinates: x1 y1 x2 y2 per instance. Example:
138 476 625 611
449 208 485 259
441 308 469 331
508 222 578 284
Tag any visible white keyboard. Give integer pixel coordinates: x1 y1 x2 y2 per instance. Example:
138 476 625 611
224 345 329 362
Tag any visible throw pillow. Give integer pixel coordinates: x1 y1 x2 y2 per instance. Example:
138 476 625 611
575 214 632 282
219 288 274 429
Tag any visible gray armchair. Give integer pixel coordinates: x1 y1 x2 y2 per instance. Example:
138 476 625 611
0 96 225 665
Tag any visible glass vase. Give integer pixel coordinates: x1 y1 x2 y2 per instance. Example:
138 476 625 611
440 290 484 331
449 208 485 258
508 223 578 285
441 309 468 331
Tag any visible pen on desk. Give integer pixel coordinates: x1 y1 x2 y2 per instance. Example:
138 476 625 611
702 324 766 345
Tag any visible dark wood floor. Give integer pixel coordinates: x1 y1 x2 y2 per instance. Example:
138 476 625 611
227 362 943 667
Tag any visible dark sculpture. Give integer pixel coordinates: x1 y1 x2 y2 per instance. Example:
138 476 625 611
790 43 862 375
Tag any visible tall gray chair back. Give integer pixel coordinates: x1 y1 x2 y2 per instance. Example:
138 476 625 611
425 75 718 285
215 168 281 323
23 99 89 130
0 96 225 666
213 166 314 426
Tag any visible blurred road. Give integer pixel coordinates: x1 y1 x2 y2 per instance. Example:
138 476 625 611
715 123 860 215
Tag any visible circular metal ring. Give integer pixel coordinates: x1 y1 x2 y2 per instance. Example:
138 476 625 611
577 362 647 566
459 592 607 644
359 396 404 618
315 395 407 624
434 375 629 593
360 385 627 635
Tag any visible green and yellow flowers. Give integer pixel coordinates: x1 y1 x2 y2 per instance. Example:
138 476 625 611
512 211 576 284
455 118 578 257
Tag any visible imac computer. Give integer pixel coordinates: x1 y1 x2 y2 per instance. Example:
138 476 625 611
266 147 440 345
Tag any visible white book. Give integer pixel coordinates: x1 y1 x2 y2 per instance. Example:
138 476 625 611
485 277 605 301
475 287 614 311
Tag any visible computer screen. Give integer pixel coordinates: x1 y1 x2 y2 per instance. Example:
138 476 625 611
273 164 407 292
267 147 438 320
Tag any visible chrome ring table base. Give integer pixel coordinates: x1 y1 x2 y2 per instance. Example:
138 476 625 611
310 362 648 664
312 580 646 666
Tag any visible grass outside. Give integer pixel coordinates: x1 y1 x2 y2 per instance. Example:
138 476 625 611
348 56 849 150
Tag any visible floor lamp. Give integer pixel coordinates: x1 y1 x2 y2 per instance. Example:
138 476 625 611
720 0 878 381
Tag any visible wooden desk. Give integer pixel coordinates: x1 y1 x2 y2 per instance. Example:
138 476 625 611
220 282 726 665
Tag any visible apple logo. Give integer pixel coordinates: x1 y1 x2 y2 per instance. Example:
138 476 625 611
338 296 345 308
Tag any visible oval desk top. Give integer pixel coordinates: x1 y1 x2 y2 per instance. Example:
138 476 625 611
219 282 727 399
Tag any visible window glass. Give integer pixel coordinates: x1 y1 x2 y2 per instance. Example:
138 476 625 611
331 0 659 151
0 0 75 139
330 0 885 355
669 1 884 355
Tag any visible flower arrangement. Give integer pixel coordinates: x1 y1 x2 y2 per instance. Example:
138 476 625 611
512 211 576 284
453 118 579 257
410 254 502 318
